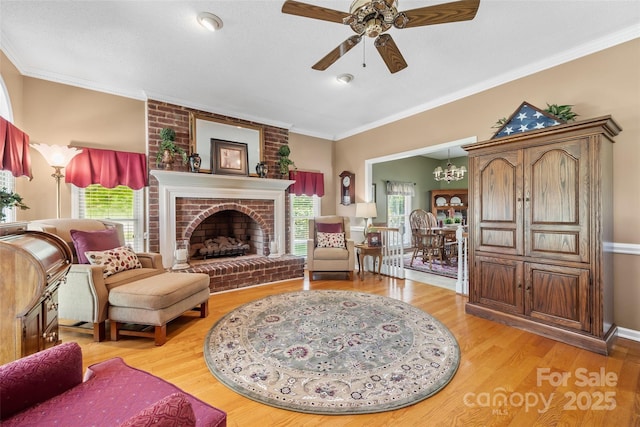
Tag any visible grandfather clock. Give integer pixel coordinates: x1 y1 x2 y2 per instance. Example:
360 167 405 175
339 171 355 206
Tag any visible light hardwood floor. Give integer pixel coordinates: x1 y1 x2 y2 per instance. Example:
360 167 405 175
67 274 639 427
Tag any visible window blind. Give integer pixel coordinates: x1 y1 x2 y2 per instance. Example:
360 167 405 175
290 194 321 257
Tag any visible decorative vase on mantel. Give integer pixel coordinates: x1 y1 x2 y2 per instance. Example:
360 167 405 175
189 153 202 173
161 150 175 170
256 162 268 178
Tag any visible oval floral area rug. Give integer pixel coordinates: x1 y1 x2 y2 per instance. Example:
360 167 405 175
204 290 460 414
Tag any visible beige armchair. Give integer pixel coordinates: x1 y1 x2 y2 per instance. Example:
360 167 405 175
307 215 355 281
28 219 164 342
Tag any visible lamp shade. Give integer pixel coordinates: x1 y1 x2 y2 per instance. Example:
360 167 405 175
31 143 82 167
355 202 377 219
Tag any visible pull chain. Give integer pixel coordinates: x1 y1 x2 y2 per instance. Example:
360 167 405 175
362 37 366 68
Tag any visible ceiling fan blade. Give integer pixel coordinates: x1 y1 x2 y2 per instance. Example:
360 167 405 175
312 35 362 71
402 0 480 28
282 0 350 24
374 34 407 74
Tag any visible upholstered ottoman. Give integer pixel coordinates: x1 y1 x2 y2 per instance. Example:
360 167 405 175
108 272 210 345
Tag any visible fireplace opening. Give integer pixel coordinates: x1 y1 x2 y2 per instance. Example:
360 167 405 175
189 209 265 259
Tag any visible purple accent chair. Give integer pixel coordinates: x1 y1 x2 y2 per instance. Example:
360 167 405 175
0 342 226 426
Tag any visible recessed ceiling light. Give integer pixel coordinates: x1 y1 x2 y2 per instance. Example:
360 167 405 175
336 73 354 84
197 12 223 32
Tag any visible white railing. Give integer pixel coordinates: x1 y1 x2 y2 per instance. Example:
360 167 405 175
364 225 467 288
369 227 405 279
456 225 469 295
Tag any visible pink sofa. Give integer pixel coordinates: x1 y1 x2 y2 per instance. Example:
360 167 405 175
0 342 226 426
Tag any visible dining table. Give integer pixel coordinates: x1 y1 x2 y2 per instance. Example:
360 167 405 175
431 225 466 265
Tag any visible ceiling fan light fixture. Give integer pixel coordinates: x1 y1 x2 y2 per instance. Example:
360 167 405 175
372 0 387 12
365 19 384 37
393 12 408 29
336 73 354 84
197 12 223 32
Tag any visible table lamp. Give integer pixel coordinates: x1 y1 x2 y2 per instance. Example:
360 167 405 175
356 202 378 236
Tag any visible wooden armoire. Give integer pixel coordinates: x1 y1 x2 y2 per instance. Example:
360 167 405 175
464 116 620 355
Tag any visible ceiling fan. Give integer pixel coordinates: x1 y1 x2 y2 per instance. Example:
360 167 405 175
282 0 480 74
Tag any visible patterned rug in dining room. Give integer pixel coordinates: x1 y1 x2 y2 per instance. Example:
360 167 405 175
203 290 460 415
403 253 458 279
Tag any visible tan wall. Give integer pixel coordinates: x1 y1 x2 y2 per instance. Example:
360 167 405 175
2 60 146 219
288 133 335 215
335 38 640 331
2 39 638 330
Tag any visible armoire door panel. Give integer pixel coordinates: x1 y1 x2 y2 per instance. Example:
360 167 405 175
529 148 579 223
479 157 518 222
480 228 516 249
525 262 590 332
524 140 590 262
475 256 523 314
529 231 579 255
474 151 523 255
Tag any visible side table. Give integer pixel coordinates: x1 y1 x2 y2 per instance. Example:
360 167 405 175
355 244 382 280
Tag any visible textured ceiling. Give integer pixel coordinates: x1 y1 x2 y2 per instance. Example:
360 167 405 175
1 0 639 148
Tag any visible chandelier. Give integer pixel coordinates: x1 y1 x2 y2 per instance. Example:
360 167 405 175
433 149 466 183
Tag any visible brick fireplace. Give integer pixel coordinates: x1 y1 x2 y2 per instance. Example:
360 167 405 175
146 99 304 292
150 170 304 292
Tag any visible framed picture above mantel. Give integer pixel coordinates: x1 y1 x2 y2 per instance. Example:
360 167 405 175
189 113 263 175
211 139 248 176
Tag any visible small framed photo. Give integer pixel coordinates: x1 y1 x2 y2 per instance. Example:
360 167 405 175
367 231 382 247
211 139 249 176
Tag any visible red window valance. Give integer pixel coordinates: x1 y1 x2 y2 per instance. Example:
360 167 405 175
289 170 324 197
65 147 148 189
0 116 32 180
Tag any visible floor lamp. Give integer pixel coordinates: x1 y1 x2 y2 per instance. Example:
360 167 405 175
31 143 83 218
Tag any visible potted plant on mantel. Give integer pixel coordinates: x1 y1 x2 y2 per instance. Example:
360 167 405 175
156 127 188 170
276 144 296 176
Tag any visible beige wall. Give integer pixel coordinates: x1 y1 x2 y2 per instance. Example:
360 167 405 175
288 132 335 216
1 52 146 219
335 39 640 331
2 39 638 330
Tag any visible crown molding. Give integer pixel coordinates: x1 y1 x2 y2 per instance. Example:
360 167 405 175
3 25 639 143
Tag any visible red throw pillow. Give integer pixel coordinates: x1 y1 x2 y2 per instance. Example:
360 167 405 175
316 222 343 233
119 393 196 427
70 228 121 264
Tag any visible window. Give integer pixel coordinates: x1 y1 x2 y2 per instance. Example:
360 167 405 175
290 195 321 257
387 194 412 246
0 75 18 222
73 184 144 251
0 171 17 222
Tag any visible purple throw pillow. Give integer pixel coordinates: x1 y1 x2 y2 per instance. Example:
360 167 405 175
119 393 196 427
70 228 121 264
316 222 343 233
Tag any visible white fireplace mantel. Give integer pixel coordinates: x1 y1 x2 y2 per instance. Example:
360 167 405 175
151 170 294 191
151 170 295 268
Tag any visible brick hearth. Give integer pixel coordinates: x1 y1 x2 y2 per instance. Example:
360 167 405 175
150 170 303 293
182 255 304 293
